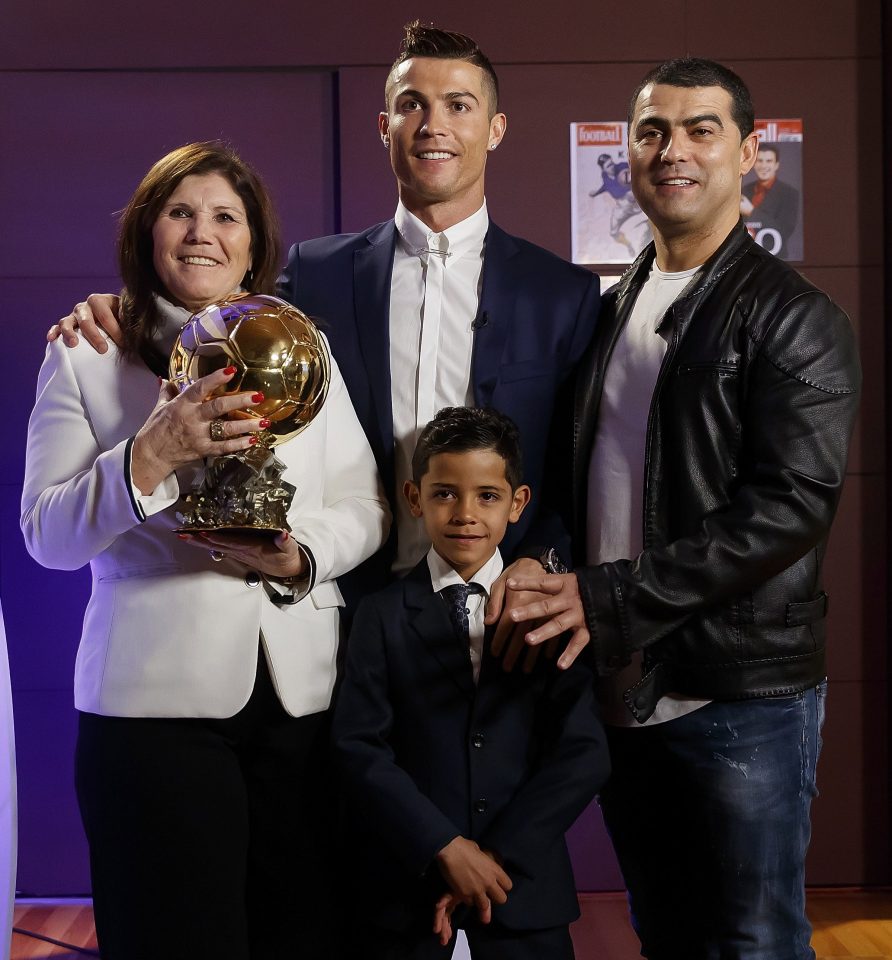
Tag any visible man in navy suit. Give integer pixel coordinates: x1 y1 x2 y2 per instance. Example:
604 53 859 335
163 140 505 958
278 21 599 596
52 21 600 604
333 408 607 957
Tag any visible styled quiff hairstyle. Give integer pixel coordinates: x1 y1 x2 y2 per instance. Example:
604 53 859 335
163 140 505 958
412 406 524 489
386 20 500 117
628 57 754 139
117 141 281 368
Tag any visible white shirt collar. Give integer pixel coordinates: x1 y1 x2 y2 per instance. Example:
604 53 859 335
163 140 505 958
426 546 503 595
152 295 192 354
394 200 489 262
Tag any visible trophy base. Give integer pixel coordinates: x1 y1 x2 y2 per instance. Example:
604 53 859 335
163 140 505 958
172 524 285 538
173 449 296 538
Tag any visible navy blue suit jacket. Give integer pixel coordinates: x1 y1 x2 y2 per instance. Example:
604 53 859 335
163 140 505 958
278 219 600 594
331 559 609 933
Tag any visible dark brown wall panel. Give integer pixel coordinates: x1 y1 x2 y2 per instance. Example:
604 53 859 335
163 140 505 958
0 71 336 278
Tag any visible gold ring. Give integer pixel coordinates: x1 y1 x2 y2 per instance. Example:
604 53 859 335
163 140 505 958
209 419 226 442
210 550 225 562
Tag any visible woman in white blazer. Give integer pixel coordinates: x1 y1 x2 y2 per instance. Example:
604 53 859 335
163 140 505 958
20 142 389 960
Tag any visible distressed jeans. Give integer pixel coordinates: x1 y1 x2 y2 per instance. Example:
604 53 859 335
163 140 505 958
600 682 827 960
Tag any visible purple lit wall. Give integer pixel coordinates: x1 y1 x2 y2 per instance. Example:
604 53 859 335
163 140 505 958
1 0 886 894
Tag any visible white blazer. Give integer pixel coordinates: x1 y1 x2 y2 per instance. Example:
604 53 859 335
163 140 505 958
21 328 390 720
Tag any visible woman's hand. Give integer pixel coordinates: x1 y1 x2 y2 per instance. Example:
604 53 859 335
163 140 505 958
178 529 307 580
131 366 267 495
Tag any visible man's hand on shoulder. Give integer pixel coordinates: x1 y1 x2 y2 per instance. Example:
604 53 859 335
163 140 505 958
47 293 123 352
498 572 590 670
487 557 565 671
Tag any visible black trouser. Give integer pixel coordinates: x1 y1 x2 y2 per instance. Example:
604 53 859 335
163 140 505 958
76 651 338 960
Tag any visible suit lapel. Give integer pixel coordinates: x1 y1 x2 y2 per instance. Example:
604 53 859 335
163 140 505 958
472 222 520 407
403 563 476 703
353 220 397 494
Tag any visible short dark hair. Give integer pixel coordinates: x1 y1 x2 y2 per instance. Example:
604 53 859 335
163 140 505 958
627 57 754 139
117 141 281 367
758 143 779 160
386 20 499 116
412 406 523 489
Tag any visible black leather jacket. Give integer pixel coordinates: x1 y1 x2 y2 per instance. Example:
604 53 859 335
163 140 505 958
563 222 861 722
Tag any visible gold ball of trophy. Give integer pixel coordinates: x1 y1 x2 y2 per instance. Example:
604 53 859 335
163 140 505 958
169 293 331 534
169 293 330 445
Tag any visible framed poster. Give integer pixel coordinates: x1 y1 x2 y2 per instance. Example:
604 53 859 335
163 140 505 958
741 119 804 261
571 118 804 265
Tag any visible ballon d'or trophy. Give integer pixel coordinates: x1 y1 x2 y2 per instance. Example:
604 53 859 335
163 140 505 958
169 293 330 534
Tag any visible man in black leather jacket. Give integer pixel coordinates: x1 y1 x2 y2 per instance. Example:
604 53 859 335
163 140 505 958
501 58 861 958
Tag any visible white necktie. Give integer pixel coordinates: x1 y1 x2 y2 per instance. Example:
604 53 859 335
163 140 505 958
416 232 449 430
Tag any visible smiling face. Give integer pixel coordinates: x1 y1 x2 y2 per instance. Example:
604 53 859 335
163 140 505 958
629 83 757 264
152 172 252 313
405 448 529 581
380 57 506 230
754 147 780 182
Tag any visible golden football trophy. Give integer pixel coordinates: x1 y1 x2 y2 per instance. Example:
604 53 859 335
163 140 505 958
169 293 330 533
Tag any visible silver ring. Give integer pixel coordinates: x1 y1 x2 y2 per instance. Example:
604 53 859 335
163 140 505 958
209 419 226 442
210 550 225 562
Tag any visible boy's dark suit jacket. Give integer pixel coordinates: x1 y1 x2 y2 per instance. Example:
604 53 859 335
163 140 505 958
278 220 600 600
332 559 609 933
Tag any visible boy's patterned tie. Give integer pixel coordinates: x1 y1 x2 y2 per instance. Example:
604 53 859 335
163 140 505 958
440 582 484 639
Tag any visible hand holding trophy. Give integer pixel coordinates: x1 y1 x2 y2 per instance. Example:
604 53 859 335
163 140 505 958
169 293 330 534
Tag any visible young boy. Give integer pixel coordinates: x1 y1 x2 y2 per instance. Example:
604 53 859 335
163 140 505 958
333 407 608 959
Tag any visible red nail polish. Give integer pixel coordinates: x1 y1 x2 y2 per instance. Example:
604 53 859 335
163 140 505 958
248 435 259 445
177 533 189 540
223 365 237 376
251 392 264 403
258 419 271 429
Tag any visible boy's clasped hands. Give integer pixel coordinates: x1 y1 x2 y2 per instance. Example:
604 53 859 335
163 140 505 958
433 836 513 945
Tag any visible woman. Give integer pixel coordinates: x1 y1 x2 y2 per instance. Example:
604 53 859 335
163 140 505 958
20 142 389 959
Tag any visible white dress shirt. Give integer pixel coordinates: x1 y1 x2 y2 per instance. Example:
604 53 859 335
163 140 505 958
391 201 488 572
587 260 711 726
426 547 503 685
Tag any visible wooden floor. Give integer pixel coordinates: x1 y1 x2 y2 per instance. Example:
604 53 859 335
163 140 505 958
11 889 892 958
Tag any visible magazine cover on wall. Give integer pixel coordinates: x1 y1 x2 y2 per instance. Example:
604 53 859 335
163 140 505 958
741 119 803 261
570 122 651 265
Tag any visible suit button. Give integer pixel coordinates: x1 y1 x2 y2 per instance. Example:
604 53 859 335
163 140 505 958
474 798 488 814
471 733 485 749
244 571 261 588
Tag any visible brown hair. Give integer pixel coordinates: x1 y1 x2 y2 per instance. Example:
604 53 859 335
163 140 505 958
117 141 281 367
386 20 499 117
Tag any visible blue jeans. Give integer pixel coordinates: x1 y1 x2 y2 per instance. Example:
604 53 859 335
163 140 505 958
599 682 826 960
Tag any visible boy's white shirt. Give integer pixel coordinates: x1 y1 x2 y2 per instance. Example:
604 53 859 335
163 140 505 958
426 547 503 685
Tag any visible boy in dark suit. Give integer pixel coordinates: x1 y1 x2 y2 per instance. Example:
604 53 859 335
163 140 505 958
333 407 608 958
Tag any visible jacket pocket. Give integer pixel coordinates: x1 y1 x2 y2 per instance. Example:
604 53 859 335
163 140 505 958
498 359 556 383
310 579 345 609
676 361 739 376
97 562 182 582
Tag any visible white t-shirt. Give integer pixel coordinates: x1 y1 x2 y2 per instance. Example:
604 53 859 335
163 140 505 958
587 260 711 726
